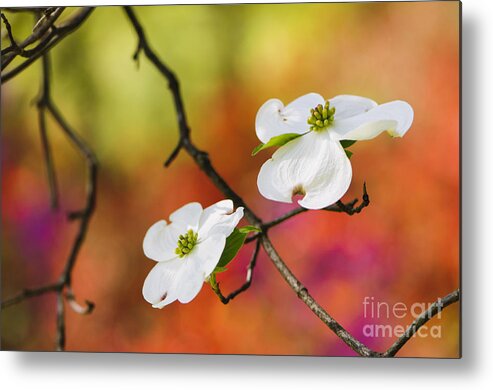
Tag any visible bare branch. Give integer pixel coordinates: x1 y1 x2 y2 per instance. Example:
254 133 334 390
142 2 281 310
32 7 62 34
35 49 98 284
1 283 61 309
260 183 370 231
383 289 460 357
56 291 65 351
260 235 381 356
245 183 369 244
123 6 188 168
164 140 183 167
124 5 459 357
1 7 46 14
1 12 25 56
37 53 59 210
1 7 64 62
1 7 93 84
212 239 261 304
335 182 370 215
123 6 261 225
1 48 98 350
45 99 98 286
2 5 458 355
124 6 380 356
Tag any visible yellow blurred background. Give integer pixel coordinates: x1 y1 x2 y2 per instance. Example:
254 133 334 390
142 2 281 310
1 2 459 357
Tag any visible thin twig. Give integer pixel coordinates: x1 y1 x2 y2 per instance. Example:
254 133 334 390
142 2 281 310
1 8 46 14
383 289 461 357
212 239 261 304
1 12 26 56
123 6 189 168
1 3 458 356
123 6 259 225
1 7 64 62
245 183 369 243
32 7 59 34
56 291 65 351
45 100 98 285
261 183 370 230
1 283 62 309
1 44 98 351
335 182 370 215
1 7 93 84
37 53 59 210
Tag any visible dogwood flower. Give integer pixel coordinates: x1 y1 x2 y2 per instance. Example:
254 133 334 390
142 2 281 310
142 200 244 308
255 93 413 209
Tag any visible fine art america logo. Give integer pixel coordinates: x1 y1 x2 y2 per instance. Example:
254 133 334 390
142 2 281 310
362 297 444 338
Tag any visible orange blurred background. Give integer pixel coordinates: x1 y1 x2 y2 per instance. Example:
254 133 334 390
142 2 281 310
1 1 459 357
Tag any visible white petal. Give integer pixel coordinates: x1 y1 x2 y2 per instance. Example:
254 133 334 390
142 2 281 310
146 234 227 306
257 131 352 210
198 199 244 238
190 234 227 277
331 100 414 141
255 93 324 143
169 202 203 231
174 259 205 304
173 233 226 304
142 259 183 307
329 95 377 120
143 220 181 262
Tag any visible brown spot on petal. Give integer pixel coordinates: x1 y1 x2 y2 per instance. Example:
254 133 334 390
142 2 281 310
292 185 306 197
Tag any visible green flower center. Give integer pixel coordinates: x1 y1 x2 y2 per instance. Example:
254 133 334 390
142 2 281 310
307 101 336 132
175 229 198 258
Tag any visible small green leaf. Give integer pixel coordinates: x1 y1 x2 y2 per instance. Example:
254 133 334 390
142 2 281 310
238 225 261 234
251 133 305 156
216 228 247 268
212 266 228 274
340 140 356 149
345 149 353 159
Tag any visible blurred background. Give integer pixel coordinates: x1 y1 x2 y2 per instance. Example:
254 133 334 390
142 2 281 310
1 2 459 357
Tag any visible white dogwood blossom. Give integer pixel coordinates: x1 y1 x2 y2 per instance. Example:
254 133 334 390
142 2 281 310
142 200 244 308
255 93 413 209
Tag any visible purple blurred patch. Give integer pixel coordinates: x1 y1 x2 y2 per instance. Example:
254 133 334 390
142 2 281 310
305 242 398 287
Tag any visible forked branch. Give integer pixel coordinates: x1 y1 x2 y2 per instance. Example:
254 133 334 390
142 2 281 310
1 7 93 84
244 183 370 243
123 6 459 357
211 239 261 304
1 6 459 355
1 50 97 350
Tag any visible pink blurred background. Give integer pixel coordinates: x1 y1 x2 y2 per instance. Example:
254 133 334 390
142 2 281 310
1 1 459 357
